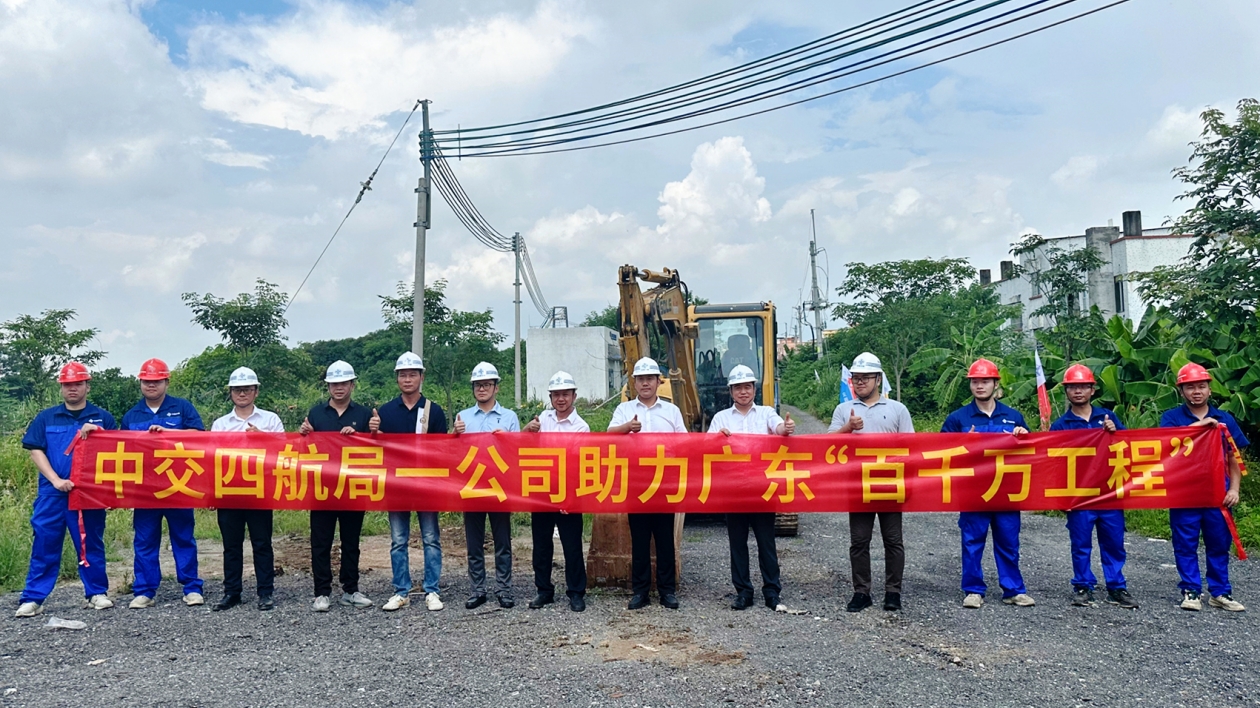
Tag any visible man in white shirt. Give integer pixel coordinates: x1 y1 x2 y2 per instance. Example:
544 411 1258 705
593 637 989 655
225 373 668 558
828 352 914 613
524 371 590 612
709 365 794 611
609 357 687 610
210 367 285 612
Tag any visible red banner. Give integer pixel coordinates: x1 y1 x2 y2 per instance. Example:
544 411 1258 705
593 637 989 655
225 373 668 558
68 427 1225 513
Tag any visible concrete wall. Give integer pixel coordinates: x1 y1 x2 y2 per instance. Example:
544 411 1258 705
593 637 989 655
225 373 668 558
525 326 622 403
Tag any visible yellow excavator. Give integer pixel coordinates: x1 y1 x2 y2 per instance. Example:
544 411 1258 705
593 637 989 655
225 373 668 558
585 264 794 588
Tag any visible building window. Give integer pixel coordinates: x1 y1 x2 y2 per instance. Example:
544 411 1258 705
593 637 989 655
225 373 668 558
1113 276 1125 314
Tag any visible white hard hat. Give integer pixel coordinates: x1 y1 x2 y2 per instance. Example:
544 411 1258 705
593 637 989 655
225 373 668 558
228 366 260 388
632 357 661 377
324 360 357 383
395 351 425 371
851 352 883 374
470 361 500 382
726 364 757 386
547 371 578 392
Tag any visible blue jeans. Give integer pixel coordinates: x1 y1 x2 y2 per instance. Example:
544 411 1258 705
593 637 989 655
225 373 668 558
388 511 441 595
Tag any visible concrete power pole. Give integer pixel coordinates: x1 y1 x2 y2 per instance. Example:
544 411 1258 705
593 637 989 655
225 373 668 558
513 232 522 407
808 209 825 360
411 100 432 358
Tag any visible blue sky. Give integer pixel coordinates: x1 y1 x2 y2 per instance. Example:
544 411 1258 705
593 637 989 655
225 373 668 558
2 0 1258 372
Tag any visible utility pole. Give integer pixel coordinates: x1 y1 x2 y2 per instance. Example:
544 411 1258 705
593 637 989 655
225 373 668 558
513 232 522 407
807 209 826 360
411 100 432 358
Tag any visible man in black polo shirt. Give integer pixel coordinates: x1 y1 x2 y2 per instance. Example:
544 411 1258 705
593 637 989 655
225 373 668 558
373 351 449 612
299 360 374 613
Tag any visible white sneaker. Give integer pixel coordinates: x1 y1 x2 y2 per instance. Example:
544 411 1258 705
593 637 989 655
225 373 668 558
312 596 331 612
85 594 114 610
183 592 204 606
129 595 155 609
425 592 445 611
962 593 984 609
1209 594 1246 612
1003 593 1036 607
340 591 373 608
15 601 43 618
382 594 410 612
1180 590 1202 611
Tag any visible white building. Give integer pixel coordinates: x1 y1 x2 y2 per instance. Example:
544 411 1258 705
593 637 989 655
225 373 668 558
525 326 623 402
988 210 1197 331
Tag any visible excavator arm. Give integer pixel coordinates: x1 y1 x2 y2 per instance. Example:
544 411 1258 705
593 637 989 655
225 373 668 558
617 264 702 430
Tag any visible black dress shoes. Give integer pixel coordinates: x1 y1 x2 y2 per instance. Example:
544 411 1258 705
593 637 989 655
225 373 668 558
528 592 554 609
659 594 680 610
569 595 586 612
627 594 650 610
213 594 241 612
731 594 754 610
846 592 873 612
465 595 487 610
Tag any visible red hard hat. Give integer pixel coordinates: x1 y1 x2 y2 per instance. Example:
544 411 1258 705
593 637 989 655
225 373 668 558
1176 362 1211 385
967 358 1001 379
138 358 171 381
1062 364 1095 385
58 361 91 383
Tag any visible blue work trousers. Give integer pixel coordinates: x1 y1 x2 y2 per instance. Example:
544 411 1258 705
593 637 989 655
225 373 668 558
959 511 1026 597
388 511 442 595
1170 507 1233 596
21 495 108 604
132 508 202 598
1066 510 1127 591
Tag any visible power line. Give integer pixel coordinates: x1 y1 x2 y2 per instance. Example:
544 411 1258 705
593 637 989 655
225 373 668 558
438 0 1127 158
434 0 991 144
283 100 422 315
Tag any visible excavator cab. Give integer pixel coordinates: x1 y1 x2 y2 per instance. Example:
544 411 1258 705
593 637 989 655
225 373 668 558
691 305 776 431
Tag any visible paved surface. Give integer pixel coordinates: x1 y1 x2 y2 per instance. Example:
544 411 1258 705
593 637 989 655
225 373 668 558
2 407 1258 707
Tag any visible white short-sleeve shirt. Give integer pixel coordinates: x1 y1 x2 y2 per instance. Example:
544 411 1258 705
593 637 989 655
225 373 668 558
609 397 687 433
707 405 784 436
538 409 590 433
211 407 285 433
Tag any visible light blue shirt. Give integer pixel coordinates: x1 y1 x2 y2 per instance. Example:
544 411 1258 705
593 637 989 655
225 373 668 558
459 402 521 433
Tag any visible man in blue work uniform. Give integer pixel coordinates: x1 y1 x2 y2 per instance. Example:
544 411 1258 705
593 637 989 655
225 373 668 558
1050 364 1138 610
1161 362 1249 612
452 361 520 609
15 362 116 618
941 358 1034 609
376 351 449 613
122 357 205 609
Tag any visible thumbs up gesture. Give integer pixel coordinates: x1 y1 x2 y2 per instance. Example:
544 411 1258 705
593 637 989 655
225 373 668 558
453 414 466 435
369 407 381 433
628 414 641 433
781 412 795 436
299 417 313 435
839 408 863 434
1102 416 1116 433
524 416 542 433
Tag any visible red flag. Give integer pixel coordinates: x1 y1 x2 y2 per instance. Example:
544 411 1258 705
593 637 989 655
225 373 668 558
1034 348 1052 431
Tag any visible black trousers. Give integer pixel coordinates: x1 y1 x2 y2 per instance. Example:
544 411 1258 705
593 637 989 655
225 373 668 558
726 513 781 599
310 510 364 597
531 512 586 598
217 509 274 597
464 511 513 597
849 511 904 595
629 513 676 596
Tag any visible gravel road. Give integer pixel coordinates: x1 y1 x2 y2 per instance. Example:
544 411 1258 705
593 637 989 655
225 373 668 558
3 406 1257 707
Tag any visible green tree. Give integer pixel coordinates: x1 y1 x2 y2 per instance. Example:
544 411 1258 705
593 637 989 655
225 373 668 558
0 309 104 401
182 279 289 349
581 305 618 330
831 257 1012 400
1136 99 1260 342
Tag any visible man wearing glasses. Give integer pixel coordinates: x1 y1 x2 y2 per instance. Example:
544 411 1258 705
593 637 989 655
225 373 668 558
828 352 914 613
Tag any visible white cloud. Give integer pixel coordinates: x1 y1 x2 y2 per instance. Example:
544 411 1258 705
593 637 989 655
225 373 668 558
1051 155 1102 187
195 137 272 169
186 1 595 138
